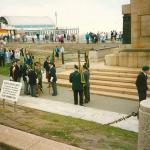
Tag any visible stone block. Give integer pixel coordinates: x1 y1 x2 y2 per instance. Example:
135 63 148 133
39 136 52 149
122 4 131 14
89 51 99 62
105 54 119 66
128 52 138 67
141 15 150 37
118 52 128 67
137 52 148 67
138 99 150 150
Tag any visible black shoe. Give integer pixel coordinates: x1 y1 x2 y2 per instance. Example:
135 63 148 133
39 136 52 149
52 94 57 96
80 104 84 106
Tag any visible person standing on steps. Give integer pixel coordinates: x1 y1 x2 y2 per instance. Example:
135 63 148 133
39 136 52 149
69 65 84 106
83 64 90 103
48 62 57 96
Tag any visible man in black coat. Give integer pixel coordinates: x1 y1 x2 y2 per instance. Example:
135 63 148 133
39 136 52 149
69 65 83 106
136 66 149 102
83 64 90 103
28 66 37 97
48 62 57 96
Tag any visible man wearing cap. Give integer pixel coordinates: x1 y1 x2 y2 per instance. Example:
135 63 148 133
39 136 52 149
69 65 83 106
136 66 149 102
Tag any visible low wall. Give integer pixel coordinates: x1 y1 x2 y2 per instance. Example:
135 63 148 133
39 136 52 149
89 47 119 62
105 48 150 68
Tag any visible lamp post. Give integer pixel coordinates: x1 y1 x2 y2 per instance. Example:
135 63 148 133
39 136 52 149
55 11 57 29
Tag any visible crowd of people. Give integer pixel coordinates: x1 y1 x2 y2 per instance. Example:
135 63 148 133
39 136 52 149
85 30 122 44
0 46 90 105
0 32 78 45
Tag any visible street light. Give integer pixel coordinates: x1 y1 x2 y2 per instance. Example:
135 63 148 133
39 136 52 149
54 11 57 29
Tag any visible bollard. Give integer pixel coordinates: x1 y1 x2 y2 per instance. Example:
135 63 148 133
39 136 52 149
138 99 150 150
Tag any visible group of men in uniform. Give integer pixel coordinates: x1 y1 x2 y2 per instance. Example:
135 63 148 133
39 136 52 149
69 64 90 106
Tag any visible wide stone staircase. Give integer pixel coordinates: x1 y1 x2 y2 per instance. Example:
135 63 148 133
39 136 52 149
56 67 150 101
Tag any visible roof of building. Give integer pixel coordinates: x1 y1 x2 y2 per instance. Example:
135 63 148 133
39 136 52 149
1 16 55 26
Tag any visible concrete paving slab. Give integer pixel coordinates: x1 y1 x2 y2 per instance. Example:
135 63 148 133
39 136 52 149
29 138 83 150
0 125 41 150
0 125 84 150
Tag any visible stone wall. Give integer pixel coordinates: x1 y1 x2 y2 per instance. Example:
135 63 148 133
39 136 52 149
105 49 150 68
122 0 150 48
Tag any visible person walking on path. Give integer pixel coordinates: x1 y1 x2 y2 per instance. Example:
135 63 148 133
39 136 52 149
69 65 84 106
48 62 57 96
83 64 90 103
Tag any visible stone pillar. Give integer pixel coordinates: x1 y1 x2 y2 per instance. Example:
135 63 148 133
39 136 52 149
138 99 150 150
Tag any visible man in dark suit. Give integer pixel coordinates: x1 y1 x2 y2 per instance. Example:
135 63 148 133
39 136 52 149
48 62 57 96
136 66 149 102
83 64 90 103
28 65 37 97
69 65 83 106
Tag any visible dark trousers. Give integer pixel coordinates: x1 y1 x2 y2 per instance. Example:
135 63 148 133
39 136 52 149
30 85 36 97
73 90 83 105
138 90 147 102
51 82 57 95
84 85 90 103
0 56 5 67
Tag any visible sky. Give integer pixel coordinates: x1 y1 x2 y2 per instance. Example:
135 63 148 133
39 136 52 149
0 0 130 33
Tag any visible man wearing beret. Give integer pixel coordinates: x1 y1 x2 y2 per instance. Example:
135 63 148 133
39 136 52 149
136 66 149 102
69 65 83 106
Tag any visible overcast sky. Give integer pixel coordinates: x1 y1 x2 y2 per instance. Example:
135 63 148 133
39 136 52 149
0 0 130 33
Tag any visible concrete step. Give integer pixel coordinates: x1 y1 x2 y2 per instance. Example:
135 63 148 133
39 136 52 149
57 73 150 84
90 90 138 101
56 79 150 96
90 80 135 89
90 85 139 95
91 71 137 78
56 79 138 101
90 68 140 74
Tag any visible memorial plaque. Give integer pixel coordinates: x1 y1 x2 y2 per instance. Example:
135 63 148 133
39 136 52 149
123 14 131 44
0 80 22 102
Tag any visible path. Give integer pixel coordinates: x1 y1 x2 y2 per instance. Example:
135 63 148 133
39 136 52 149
0 74 138 132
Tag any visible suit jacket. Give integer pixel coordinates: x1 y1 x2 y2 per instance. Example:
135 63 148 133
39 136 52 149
28 69 37 86
48 67 57 83
69 71 83 91
83 70 90 87
136 72 148 92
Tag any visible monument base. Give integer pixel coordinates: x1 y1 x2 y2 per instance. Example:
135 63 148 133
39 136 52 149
105 48 150 68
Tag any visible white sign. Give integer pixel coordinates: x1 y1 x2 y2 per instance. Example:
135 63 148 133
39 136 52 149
0 80 22 102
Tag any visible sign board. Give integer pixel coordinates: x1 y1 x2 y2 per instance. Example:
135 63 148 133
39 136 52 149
0 80 22 102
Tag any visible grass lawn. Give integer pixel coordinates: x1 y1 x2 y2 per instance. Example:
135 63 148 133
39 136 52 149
0 65 10 76
0 102 138 150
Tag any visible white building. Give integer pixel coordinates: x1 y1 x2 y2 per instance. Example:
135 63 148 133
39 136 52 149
0 16 55 35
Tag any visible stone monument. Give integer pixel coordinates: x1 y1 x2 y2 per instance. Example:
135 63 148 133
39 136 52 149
138 99 150 150
105 0 150 68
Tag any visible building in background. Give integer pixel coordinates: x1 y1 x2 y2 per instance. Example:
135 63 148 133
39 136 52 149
0 16 55 36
